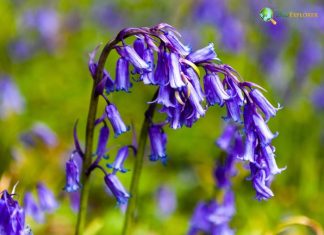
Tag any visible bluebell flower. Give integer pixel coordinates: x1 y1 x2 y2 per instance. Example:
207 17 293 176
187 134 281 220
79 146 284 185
151 85 176 108
0 76 25 119
64 156 82 192
141 48 155 84
187 43 219 63
183 67 204 102
250 89 281 122
116 45 150 73
0 190 30 234
204 73 230 106
187 83 206 119
168 53 186 89
252 114 278 146
23 192 44 223
224 95 242 123
36 183 58 213
104 174 130 204
260 145 285 175
148 124 167 162
188 190 235 235
105 104 129 137
239 132 257 162
154 47 168 85
249 164 274 200
96 125 110 157
164 31 191 56
88 46 115 94
156 186 177 217
215 125 236 151
107 146 132 173
133 37 146 58
115 57 131 92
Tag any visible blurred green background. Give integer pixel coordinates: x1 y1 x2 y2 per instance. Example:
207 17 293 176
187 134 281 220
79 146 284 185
0 0 323 234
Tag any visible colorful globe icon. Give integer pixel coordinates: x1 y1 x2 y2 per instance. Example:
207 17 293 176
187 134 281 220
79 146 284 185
260 7 277 25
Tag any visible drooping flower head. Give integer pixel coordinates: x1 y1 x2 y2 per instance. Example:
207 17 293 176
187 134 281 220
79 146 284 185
0 190 32 234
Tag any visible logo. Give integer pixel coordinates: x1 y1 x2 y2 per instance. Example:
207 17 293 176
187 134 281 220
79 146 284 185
260 7 277 25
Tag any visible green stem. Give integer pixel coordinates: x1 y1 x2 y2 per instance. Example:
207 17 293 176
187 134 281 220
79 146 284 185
122 92 158 235
74 28 158 235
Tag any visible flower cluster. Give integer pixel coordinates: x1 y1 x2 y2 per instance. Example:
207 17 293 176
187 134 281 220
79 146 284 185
64 117 135 205
23 183 58 223
65 23 283 207
0 190 32 235
188 125 240 235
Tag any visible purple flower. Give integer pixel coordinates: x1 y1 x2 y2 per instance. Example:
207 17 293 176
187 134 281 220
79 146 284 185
168 53 186 89
183 67 204 102
64 156 82 192
250 89 280 122
148 124 167 162
0 76 25 119
156 186 177 217
36 183 58 213
104 174 130 204
141 49 155 84
115 57 131 92
249 164 274 201
133 37 146 57
23 192 44 223
203 73 230 106
105 104 129 137
188 191 235 235
88 46 115 94
165 31 191 56
187 43 219 63
252 114 278 146
116 45 150 73
152 85 176 108
216 125 236 151
154 48 168 85
96 125 110 157
0 190 29 234
107 146 132 173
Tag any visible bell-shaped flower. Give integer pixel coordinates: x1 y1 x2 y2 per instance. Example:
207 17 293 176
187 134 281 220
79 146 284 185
148 124 167 162
96 125 110 157
107 146 134 173
64 157 82 193
115 57 131 92
204 73 230 106
168 53 186 89
105 104 129 137
250 89 281 122
104 174 130 205
187 43 219 63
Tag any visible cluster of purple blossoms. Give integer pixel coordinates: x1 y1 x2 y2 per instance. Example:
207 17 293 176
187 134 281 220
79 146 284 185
0 189 32 234
188 125 240 235
23 183 58 223
64 23 282 208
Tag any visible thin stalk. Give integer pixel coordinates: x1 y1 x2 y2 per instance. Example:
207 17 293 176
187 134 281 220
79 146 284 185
122 91 158 235
74 28 158 235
